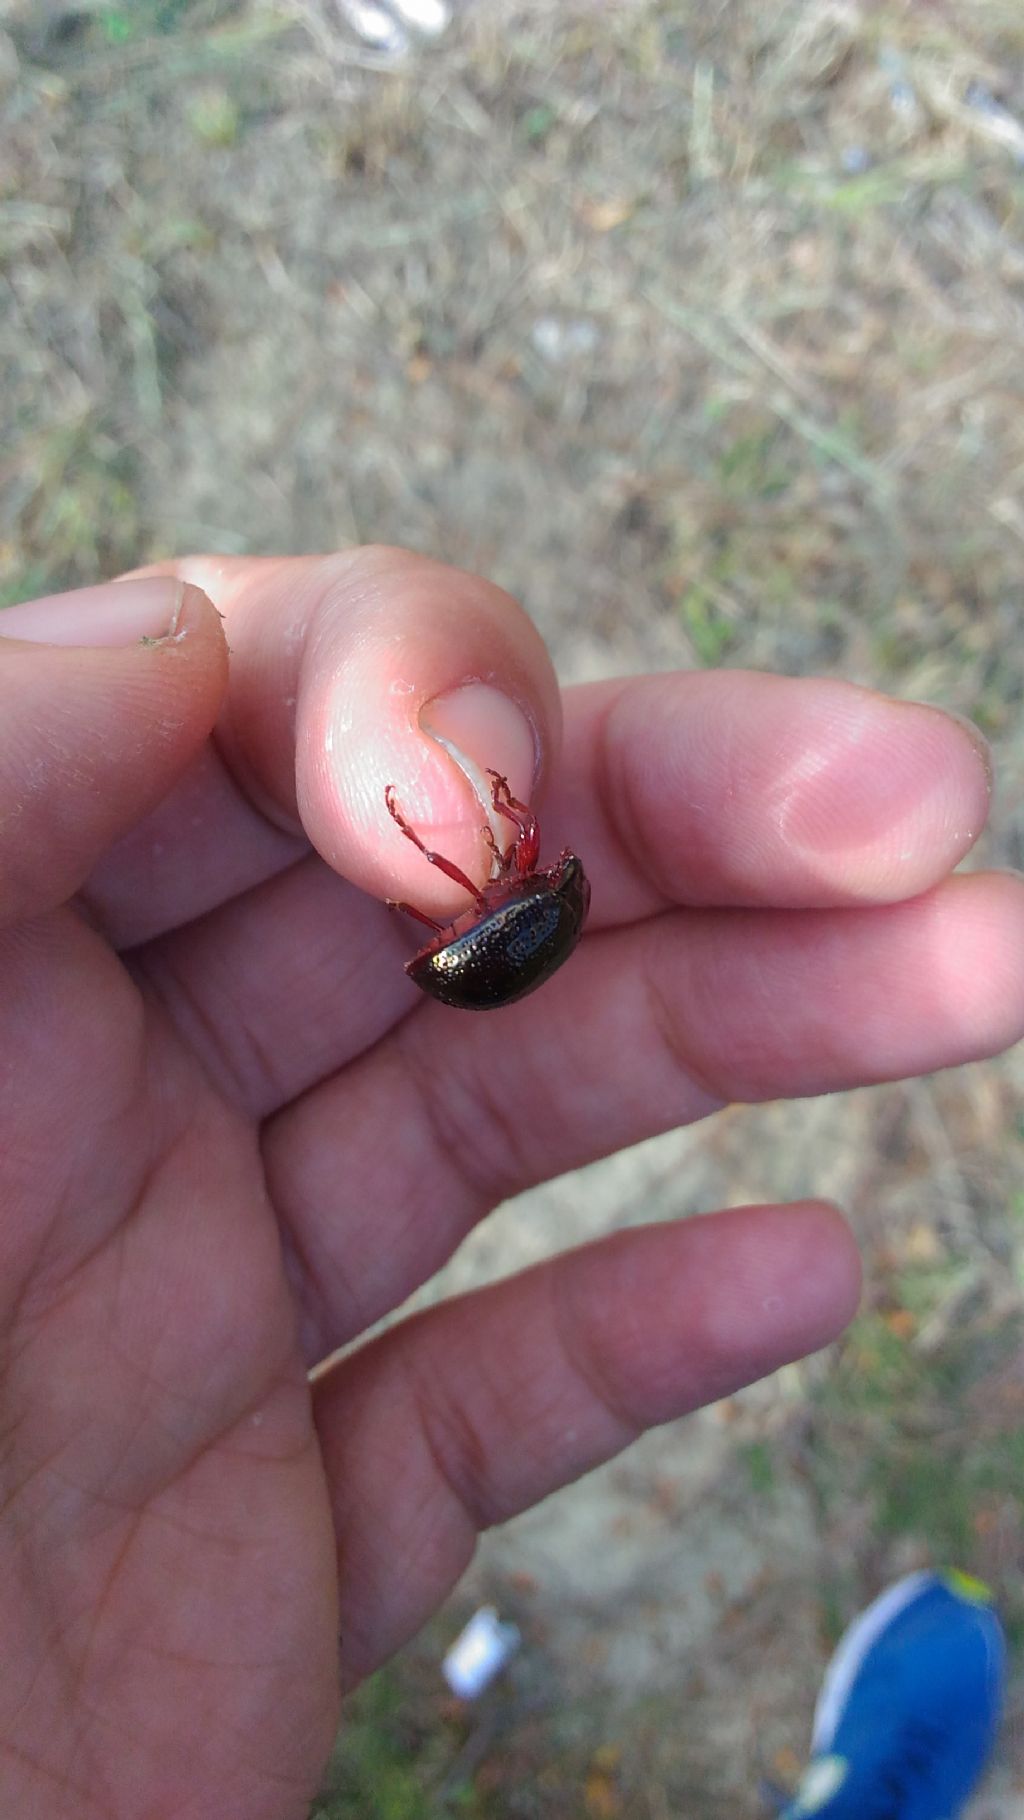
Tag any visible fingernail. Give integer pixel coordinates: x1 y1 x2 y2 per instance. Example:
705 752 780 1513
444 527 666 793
0 577 187 647
420 682 538 834
905 701 993 794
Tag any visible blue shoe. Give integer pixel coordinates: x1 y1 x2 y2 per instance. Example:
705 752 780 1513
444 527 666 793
777 1570 1006 1819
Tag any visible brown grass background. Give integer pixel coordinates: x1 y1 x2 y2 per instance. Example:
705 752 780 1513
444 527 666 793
3 1 1024 1813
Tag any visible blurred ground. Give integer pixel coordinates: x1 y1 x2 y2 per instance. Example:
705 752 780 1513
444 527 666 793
3 0 1024 1813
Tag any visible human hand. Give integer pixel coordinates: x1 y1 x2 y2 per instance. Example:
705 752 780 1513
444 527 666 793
1 548 1020 1819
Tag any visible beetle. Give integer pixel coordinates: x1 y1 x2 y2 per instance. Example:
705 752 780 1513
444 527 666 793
384 769 590 1010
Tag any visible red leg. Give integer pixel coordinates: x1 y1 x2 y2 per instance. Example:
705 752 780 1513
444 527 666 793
487 771 540 875
386 898 445 935
480 819 511 879
384 785 487 908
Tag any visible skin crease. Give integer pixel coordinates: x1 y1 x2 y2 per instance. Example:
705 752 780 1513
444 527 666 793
0 547 1021 1818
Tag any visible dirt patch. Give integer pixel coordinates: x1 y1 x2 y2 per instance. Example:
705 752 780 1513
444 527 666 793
4 1 1024 1811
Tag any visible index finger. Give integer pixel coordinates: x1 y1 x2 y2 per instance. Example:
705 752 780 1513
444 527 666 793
546 670 993 926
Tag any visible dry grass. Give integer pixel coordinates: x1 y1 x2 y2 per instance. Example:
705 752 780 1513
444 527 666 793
2 1 1024 1812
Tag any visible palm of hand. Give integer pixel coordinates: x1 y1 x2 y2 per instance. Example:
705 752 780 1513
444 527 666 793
3 917 338 1817
1 550 1019 1820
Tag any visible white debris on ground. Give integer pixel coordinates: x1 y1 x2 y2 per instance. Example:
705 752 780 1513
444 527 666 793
334 0 451 56
441 1607 521 1700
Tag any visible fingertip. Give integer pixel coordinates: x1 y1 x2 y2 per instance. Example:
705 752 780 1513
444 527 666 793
777 1197 864 1338
120 549 563 906
595 672 996 915
926 870 1024 1062
0 580 229 928
555 1198 862 1437
673 1197 862 1382
295 551 561 911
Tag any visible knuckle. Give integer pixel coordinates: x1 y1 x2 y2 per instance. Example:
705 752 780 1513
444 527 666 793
404 1346 497 1534
641 923 732 1109
403 1032 528 1210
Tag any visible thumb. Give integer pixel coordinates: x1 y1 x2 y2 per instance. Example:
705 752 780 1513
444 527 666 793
0 576 227 928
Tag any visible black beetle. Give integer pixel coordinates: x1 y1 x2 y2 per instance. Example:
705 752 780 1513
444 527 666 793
384 770 590 1010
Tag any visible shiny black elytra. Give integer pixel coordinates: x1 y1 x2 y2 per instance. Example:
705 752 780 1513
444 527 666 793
385 770 590 1010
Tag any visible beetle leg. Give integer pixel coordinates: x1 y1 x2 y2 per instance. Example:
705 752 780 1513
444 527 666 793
486 771 541 875
384 784 488 909
386 898 446 935
480 819 511 879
